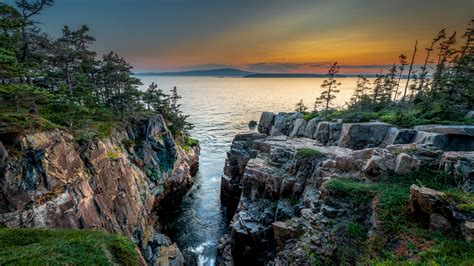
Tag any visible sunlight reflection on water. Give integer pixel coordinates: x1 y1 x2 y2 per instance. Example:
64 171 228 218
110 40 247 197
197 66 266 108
137 76 362 265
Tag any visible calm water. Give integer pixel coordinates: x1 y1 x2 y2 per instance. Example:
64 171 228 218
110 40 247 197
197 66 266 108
137 76 358 265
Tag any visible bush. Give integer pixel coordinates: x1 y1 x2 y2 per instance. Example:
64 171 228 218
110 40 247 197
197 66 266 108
346 221 366 240
0 112 62 133
296 148 324 158
181 136 199 151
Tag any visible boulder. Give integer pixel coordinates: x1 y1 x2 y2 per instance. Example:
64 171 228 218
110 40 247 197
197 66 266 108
248 120 258 129
270 113 295 136
394 153 415 175
466 111 474 119
408 185 466 232
304 117 322 139
289 118 307 138
440 151 474 192
381 127 417 147
410 185 449 215
272 221 297 249
314 122 342 145
338 122 392 150
258 112 275 135
461 221 474 242
414 125 474 136
429 213 452 230
414 125 474 151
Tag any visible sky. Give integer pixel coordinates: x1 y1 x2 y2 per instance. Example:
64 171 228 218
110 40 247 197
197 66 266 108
3 0 474 74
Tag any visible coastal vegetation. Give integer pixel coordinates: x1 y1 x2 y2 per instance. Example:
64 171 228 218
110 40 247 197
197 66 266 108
297 19 474 127
325 168 474 265
0 228 138 265
0 0 192 144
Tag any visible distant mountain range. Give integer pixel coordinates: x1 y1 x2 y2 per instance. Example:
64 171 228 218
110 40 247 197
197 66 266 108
136 68 252 77
135 68 372 78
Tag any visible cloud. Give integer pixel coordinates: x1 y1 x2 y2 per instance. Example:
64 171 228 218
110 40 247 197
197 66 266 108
177 63 235 71
340 64 394 69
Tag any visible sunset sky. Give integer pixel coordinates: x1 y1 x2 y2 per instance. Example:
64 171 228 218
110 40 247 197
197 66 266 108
11 0 474 74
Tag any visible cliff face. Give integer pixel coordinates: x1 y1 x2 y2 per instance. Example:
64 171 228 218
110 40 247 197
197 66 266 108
218 112 474 265
0 115 199 265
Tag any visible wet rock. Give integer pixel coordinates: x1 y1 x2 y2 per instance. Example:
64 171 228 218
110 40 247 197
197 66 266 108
258 112 275 135
248 120 258 129
339 122 391 150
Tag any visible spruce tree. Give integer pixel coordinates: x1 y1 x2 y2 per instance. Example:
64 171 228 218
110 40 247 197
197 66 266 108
315 62 341 113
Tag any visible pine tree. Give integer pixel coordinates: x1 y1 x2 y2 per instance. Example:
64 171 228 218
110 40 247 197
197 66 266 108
315 62 341 113
394 54 407 101
349 75 370 110
15 0 54 63
402 40 418 103
382 64 397 103
294 99 308 113
418 29 446 94
168 87 193 135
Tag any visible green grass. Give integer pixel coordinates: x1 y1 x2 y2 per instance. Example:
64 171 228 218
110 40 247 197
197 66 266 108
326 169 474 265
303 112 319 121
0 228 138 265
296 148 324 158
346 221 366 240
181 136 199 152
0 112 63 134
325 108 474 128
107 150 120 160
326 169 458 232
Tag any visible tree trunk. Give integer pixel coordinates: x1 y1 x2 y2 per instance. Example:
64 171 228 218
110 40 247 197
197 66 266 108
403 40 418 103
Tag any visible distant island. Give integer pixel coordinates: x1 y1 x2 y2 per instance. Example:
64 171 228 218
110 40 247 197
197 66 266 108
136 68 253 77
135 68 368 78
244 73 347 78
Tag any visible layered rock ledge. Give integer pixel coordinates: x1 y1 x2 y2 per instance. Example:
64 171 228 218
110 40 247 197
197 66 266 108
218 112 473 265
0 115 199 265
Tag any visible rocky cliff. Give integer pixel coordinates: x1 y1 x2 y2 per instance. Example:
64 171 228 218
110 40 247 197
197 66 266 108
0 115 199 265
218 112 474 265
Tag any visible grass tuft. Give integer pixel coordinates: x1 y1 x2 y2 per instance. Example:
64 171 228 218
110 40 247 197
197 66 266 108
0 228 138 265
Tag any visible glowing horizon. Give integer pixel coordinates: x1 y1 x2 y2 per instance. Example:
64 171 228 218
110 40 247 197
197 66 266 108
6 0 473 74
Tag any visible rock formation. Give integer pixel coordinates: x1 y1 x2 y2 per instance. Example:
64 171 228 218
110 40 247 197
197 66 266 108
0 115 199 265
218 112 474 265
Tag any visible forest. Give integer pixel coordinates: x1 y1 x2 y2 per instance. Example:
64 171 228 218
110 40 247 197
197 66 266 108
0 0 193 142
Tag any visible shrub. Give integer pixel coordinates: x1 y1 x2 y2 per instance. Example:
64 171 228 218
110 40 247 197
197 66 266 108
107 151 120 160
296 148 323 158
346 221 366 240
181 136 199 151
